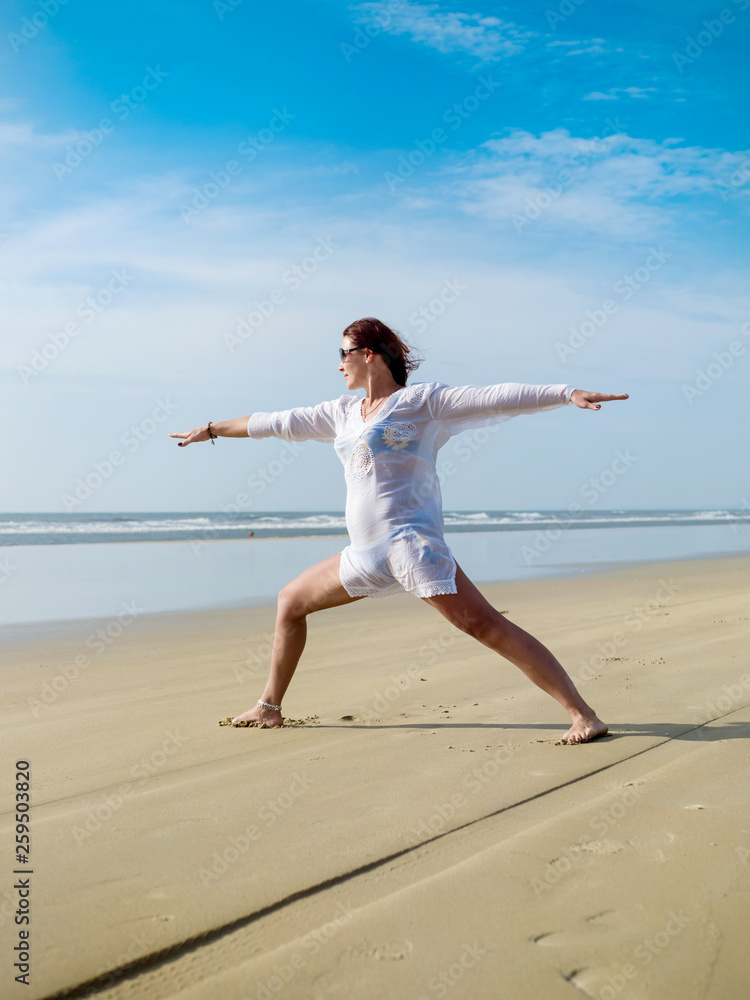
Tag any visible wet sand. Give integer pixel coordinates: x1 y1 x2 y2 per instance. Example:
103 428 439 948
2 553 749 999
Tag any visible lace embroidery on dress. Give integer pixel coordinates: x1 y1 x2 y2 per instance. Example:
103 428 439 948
405 384 429 405
382 422 417 449
349 442 374 480
413 581 458 597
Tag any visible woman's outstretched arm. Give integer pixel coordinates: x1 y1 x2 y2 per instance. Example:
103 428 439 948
169 417 251 447
428 382 629 433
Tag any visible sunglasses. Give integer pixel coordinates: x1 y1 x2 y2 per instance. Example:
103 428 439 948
339 347 366 361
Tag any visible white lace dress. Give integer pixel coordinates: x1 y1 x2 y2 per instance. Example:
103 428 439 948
247 381 574 598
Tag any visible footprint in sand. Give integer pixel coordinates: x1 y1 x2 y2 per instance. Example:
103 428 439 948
532 909 617 947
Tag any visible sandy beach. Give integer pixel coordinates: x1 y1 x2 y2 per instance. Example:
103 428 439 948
3 552 749 999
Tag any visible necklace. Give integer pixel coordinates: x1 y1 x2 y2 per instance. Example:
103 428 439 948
361 391 395 422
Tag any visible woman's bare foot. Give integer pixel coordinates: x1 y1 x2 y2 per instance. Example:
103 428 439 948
557 713 609 744
230 704 284 728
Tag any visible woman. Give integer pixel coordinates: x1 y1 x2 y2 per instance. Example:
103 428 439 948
171 318 628 742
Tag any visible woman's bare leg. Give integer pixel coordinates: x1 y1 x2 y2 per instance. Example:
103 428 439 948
422 563 608 743
231 553 364 727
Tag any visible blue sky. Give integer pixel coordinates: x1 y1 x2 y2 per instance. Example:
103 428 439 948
1 0 748 512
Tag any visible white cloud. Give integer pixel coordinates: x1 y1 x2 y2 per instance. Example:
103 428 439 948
442 129 749 238
546 38 608 56
0 119 81 151
351 1 531 60
547 38 606 47
0 118 99 220
562 44 606 56
584 86 657 101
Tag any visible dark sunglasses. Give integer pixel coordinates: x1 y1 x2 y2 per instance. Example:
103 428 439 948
339 347 366 361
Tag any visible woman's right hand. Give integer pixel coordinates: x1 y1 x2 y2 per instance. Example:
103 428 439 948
169 425 211 447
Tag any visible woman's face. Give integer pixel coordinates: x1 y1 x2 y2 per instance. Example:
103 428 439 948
339 337 370 391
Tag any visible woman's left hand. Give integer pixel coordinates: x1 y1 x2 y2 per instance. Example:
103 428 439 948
570 389 629 411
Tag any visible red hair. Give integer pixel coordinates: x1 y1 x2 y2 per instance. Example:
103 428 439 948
342 318 422 387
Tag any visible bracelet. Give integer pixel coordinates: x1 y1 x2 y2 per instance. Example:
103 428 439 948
207 421 216 445
258 699 282 712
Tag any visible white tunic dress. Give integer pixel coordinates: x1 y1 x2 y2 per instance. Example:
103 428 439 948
247 381 574 598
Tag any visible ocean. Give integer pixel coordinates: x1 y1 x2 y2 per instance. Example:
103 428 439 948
1 509 748 545
1 510 749 630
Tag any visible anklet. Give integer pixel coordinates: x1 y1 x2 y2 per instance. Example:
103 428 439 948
258 700 282 712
